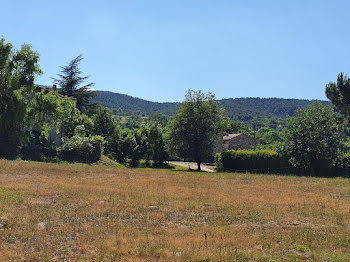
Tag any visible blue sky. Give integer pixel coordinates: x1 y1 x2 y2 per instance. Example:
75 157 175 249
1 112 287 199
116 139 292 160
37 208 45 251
1 0 350 102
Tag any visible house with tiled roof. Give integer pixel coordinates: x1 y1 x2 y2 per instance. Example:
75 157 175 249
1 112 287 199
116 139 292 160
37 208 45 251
215 133 255 153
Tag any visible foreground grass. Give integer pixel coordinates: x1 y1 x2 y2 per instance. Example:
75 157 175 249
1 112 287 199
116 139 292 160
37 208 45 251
0 160 350 261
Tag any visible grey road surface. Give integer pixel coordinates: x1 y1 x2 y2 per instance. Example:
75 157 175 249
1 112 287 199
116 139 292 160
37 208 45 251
168 161 215 173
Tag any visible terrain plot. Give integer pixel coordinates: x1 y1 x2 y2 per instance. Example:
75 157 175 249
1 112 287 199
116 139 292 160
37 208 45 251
0 160 349 261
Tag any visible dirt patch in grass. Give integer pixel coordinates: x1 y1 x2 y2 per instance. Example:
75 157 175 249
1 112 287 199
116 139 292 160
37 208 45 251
0 159 350 261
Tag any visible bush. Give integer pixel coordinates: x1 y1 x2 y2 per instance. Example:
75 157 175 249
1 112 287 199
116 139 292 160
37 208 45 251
215 153 223 170
330 153 350 177
59 135 105 163
20 143 58 161
0 139 19 159
217 149 292 173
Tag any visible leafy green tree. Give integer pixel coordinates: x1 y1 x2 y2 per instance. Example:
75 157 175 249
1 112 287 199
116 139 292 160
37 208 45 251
119 129 137 163
123 113 143 129
224 120 253 136
108 122 167 166
54 54 96 112
132 128 147 166
263 117 286 129
91 107 116 138
108 128 137 164
90 106 118 155
256 127 285 150
26 90 76 141
61 109 94 139
140 122 168 166
0 38 42 157
285 102 346 176
147 123 168 166
108 128 123 162
166 90 228 170
146 114 170 127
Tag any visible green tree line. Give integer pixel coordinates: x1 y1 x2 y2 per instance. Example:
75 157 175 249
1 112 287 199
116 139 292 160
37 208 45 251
2 37 350 177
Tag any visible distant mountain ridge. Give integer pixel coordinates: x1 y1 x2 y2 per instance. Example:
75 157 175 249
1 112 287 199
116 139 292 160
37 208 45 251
92 91 331 121
93 91 178 116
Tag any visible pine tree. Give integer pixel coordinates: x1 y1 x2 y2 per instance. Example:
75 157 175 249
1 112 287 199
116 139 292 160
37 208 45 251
54 55 96 112
325 72 350 124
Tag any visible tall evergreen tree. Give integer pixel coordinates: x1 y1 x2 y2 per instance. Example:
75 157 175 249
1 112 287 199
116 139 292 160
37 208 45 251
325 72 350 124
54 55 96 112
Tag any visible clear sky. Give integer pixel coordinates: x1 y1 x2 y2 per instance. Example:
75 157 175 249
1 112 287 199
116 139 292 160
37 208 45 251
1 0 350 102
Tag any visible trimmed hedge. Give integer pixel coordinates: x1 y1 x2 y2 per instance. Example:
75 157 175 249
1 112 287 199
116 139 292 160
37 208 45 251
216 149 350 177
216 149 292 173
59 135 105 163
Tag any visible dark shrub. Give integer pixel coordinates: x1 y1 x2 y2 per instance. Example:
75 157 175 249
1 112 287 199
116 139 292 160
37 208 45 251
0 138 19 159
59 135 105 163
20 143 58 161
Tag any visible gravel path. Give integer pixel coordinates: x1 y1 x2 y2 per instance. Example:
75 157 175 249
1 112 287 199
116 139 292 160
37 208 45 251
168 161 215 172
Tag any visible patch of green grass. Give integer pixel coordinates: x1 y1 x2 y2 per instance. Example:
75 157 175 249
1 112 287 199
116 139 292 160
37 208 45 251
320 252 350 262
98 155 126 168
0 188 22 203
167 163 190 171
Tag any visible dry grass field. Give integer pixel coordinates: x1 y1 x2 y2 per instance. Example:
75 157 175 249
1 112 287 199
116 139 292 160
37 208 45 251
0 160 350 261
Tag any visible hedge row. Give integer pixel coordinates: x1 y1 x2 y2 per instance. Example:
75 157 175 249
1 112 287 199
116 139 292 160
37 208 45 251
215 149 292 173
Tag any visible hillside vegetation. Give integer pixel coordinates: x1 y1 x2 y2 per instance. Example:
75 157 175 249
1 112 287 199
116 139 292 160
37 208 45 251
0 160 349 261
93 91 331 120
93 91 178 116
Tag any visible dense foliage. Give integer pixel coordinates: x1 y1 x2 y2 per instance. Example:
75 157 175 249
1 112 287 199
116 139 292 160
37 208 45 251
2 36 350 176
91 107 115 137
284 102 347 176
216 149 290 173
93 91 331 122
26 90 76 141
142 122 168 166
59 134 105 163
326 73 350 124
166 90 228 170
55 55 96 112
256 127 285 150
0 38 42 158
216 102 350 177
92 91 178 116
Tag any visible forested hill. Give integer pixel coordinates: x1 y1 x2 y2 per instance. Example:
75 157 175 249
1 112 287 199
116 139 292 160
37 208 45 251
93 91 331 121
93 91 178 116
219 98 331 121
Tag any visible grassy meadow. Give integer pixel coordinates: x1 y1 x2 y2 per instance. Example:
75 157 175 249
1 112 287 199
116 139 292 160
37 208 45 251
0 160 350 261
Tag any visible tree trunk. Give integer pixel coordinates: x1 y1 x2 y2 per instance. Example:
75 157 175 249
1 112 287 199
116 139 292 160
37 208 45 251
197 162 201 171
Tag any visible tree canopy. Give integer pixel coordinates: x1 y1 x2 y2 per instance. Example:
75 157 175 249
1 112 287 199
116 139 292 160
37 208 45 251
26 90 76 141
55 54 96 112
284 102 346 176
166 90 228 170
0 38 42 157
326 72 350 124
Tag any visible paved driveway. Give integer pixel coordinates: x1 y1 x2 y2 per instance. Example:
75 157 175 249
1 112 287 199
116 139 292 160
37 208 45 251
168 161 215 173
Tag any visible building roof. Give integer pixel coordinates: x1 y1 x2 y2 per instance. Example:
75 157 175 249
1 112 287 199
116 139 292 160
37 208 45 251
223 133 242 141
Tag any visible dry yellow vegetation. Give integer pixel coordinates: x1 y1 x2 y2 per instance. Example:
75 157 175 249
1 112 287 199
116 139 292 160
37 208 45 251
0 160 350 261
